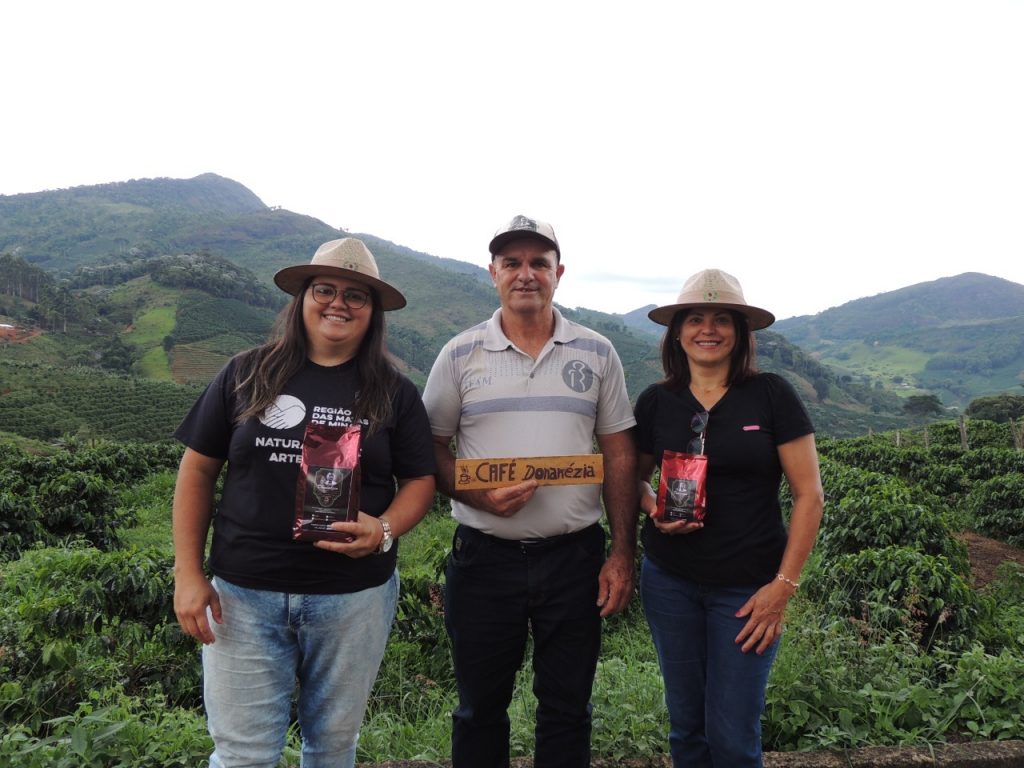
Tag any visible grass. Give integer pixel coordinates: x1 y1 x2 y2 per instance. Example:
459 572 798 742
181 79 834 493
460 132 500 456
129 306 176 346
820 342 933 385
117 472 177 551
138 345 173 380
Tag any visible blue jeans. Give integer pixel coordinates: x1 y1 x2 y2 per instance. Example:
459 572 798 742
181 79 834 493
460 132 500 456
640 558 779 768
203 573 398 768
445 523 605 768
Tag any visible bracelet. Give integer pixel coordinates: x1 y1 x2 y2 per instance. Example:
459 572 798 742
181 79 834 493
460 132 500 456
776 572 800 590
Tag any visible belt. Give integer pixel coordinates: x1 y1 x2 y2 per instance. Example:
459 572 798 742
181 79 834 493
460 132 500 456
461 523 598 549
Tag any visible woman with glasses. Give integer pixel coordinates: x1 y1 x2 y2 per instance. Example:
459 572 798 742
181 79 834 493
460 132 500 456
635 269 823 767
172 238 436 768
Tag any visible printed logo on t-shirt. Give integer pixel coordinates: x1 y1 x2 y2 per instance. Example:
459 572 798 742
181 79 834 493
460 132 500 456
562 360 594 393
259 395 307 429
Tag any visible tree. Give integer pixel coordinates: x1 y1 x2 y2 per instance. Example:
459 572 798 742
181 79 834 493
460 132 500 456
903 394 944 417
965 394 1024 423
97 335 136 372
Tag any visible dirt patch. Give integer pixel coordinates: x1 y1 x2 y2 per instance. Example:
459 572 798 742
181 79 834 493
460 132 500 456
958 531 1024 588
0 324 42 343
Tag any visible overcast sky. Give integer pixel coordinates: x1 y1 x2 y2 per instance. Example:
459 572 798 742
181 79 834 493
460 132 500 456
3 1 1022 321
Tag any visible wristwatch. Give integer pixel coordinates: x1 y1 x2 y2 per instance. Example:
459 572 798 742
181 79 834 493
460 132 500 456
376 519 393 554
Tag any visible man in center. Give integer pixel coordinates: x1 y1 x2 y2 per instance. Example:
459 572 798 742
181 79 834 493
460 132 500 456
423 215 637 768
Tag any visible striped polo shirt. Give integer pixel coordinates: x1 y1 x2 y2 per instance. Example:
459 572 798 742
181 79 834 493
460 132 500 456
423 307 636 539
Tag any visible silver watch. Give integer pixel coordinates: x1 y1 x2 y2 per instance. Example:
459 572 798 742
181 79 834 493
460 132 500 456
376 519 393 554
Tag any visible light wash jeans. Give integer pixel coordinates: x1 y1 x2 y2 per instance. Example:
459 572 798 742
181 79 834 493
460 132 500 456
641 558 779 768
203 573 398 768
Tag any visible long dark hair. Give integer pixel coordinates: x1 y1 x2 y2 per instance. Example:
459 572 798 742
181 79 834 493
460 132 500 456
659 308 758 391
232 277 399 434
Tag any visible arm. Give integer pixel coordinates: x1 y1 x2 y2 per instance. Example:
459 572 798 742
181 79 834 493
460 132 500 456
735 433 824 654
637 451 658 518
431 433 538 517
172 447 225 645
315 474 437 557
596 428 638 617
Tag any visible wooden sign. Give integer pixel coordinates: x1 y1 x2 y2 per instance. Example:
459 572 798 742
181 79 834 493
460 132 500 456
454 454 604 490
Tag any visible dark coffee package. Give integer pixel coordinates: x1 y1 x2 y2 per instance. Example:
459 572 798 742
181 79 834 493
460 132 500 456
293 423 362 542
655 450 708 523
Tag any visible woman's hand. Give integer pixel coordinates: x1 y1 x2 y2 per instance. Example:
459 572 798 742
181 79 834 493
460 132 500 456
314 511 386 558
734 579 795 655
638 454 702 535
651 516 704 535
173 568 222 645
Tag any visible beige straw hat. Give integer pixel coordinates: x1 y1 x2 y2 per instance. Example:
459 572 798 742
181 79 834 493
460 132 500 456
648 268 775 330
274 238 406 311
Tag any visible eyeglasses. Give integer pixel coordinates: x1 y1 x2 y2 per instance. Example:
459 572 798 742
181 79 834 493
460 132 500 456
687 410 709 455
309 283 370 309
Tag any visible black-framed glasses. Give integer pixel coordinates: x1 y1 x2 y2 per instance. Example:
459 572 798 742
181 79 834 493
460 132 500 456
687 410 709 455
309 283 370 309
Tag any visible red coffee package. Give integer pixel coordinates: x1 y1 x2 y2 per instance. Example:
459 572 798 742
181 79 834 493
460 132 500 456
654 450 708 523
293 423 362 542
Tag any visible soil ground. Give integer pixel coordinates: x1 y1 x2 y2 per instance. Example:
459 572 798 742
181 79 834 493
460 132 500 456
958 531 1024 588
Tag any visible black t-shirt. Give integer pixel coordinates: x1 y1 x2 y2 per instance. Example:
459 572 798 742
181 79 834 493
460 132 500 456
174 355 436 594
635 373 813 587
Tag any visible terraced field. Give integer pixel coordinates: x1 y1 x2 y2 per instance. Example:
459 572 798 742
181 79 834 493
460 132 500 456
170 342 231 385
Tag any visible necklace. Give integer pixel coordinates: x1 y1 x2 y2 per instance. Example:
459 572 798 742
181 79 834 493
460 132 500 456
690 382 726 395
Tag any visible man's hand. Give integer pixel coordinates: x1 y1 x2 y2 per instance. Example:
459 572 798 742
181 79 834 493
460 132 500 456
460 479 539 517
596 550 634 617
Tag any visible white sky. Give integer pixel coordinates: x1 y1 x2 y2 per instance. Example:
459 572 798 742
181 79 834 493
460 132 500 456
2 1 1023 321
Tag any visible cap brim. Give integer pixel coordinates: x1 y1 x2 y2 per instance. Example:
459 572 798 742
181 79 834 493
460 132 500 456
273 265 407 311
648 302 775 330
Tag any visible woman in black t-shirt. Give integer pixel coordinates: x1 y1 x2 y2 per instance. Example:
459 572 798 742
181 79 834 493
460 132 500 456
636 269 823 768
172 238 436 768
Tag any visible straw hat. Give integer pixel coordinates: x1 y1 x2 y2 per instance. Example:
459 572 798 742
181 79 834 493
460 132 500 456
648 268 774 330
273 238 406 311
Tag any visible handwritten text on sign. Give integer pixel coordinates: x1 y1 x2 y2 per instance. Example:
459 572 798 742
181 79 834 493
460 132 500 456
454 455 604 490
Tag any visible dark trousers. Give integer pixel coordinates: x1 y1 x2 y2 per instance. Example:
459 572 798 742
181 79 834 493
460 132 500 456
444 523 605 768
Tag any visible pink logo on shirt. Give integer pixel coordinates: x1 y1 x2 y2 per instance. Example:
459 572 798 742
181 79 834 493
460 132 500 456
742 425 761 431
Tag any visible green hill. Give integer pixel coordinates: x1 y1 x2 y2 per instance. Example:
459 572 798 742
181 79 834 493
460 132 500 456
11 172 1009 440
774 273 1024 408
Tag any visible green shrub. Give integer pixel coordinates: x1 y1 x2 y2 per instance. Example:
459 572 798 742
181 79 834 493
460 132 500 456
816 474 969 576
0 691 211 768
926 420 1014 450
973 563 1024 654
805 545 981 651
966 474 1024 547
0 442 182 560
36 472 122 551
0 545 198 728
957 447 1024 482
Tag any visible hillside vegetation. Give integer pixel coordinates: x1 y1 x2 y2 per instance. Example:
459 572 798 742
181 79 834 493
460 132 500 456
4 173 1022 436
0 359 202 442
774 273 1024 408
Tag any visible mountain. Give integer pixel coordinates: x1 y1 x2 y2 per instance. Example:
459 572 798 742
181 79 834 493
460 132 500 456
621 305 661 340
773 273 1024 408
3 173 1018 441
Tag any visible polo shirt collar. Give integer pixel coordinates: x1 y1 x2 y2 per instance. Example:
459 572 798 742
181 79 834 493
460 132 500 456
483 307 577 351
